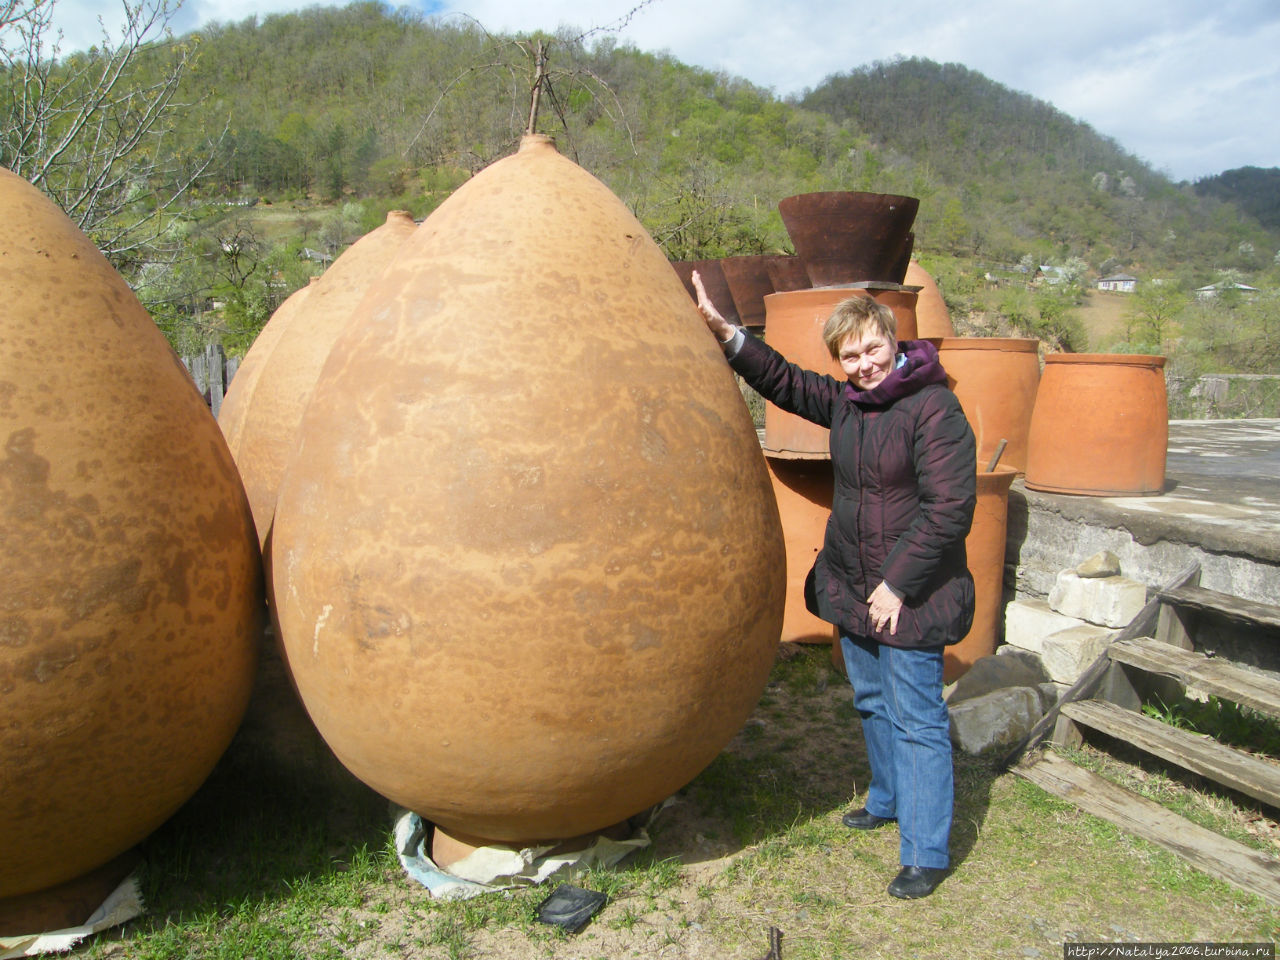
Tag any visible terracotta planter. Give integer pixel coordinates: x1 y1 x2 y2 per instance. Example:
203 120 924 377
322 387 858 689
763 255 810 293
271 135 785 845
928 338 1040 474
766 457 836 643
778 191 919 287
1025 354 1168 496
945 467 1018 683
761 287 918 458
671 259 741 325
719 255 775 330
232 212 417 547
905 261 954 338
0 167 261 901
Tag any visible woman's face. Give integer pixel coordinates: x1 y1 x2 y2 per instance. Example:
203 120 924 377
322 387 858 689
837 329 897 389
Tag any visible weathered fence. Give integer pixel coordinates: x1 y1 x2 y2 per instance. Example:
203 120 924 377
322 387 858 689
180 343 238 420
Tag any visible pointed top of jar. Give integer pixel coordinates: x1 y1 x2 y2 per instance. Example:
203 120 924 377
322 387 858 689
519 133 557 152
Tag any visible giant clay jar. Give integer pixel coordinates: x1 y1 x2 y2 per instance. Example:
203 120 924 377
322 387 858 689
0 168 261 900
1025 354 1168 496
905 261 954 338
761 287 918 458
929 338 1040 474
778 191 919 287
270 135 786 844
766 458 835 643
944 466 1017 683
218 277 317 464
762 255 810 293
232 212 417 547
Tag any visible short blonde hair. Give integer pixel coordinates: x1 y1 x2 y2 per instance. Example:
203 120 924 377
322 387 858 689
822 296 897 359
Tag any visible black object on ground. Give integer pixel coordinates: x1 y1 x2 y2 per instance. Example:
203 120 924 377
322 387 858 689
535 884 608 933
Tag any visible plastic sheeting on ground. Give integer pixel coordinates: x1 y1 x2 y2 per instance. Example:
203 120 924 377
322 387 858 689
0 873 143 959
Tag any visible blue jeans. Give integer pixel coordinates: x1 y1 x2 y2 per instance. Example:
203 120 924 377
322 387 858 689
840 633 953 869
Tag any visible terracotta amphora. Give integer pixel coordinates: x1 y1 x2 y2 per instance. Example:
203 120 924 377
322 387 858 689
1024 354 1168 496
232 212 417 548
760 286 918 458
778 191 919 287
929 338 1040 474
218 277 317 464
944 466 1018 683
0 167 261 902
905 261 954 338
270 135 785 846
766 457 836 643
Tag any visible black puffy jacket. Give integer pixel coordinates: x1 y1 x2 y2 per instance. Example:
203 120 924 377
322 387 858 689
732 335 977 648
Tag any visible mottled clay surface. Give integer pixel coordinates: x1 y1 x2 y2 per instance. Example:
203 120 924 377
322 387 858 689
271 136 785 843
904 261 954 339
0 168 261 898
930 338 1040 474
218 278 316 466
235 213 416 547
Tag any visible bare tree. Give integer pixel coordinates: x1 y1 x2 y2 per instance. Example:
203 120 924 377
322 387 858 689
0 0 216 264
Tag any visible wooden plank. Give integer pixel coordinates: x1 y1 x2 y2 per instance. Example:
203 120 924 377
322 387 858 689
1014 751 1280 906
1155 601 1194 650
996 561 1202 771
1060 698 1280 808
1159 583 1280 632
1109 638 1280 719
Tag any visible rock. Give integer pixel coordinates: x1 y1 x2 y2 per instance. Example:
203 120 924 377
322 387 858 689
949 686 1043 755
1004 598 1090 654
1041 624 1118 684
945 649 1048 705
1038 681 1069 712
1048 570 1146 627
1075 550 1122 578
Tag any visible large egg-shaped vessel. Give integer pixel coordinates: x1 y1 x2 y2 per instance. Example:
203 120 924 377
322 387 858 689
234 212 417 547
271 135 785 843
0 169 261 899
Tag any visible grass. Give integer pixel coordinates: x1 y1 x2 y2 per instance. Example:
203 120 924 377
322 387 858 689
65 645 1280 959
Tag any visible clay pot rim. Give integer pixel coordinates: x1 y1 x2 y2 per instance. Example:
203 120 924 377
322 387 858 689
927 337 1040 351
976 465 1019 491
779 190 919 210
1044 353 1167 368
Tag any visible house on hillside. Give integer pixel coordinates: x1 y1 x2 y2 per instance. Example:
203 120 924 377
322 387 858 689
1097 273 1137 293
1195 281 1259 301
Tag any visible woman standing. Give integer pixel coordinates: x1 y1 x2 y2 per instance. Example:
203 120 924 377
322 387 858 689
693 274 976 899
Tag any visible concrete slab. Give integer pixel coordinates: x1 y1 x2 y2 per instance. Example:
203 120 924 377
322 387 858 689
1009 419 1280 605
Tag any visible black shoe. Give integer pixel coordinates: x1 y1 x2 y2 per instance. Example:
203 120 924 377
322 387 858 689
841 808 896 830
888 866 947 899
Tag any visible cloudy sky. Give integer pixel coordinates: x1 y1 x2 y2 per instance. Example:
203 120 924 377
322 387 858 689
45 0 1280 182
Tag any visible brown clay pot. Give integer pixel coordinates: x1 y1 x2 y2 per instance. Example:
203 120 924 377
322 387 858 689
218 277 317 465
778 191 919 287
233 212 417 547
928 338 1040 474
944 466 1018 683
0 167 261 900
905 261 954 338
670 259 741 326
719 255 775 330
765 457 836 643
1024 354 1168 496
762 255 810 293
270 135 785 845
888 231 915 286
760 287 918 458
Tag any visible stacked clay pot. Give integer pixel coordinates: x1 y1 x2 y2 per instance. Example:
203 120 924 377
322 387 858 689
270 135 785 844
0 168 261 903
904 261 954 339
1025 354 1168 496
225 212 417 547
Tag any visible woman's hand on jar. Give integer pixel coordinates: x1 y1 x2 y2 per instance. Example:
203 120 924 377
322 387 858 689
691 270 736 342
867 581 903 636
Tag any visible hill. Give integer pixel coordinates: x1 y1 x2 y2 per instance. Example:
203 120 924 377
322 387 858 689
1194 166 1280 233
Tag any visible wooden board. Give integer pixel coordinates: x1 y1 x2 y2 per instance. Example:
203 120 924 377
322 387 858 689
1160 584 1280 632
1014 750 1280 906
1060 698 1280 808
1109 638 1280 719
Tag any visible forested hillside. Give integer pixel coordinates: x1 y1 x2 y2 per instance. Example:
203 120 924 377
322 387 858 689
5 0 1276 374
